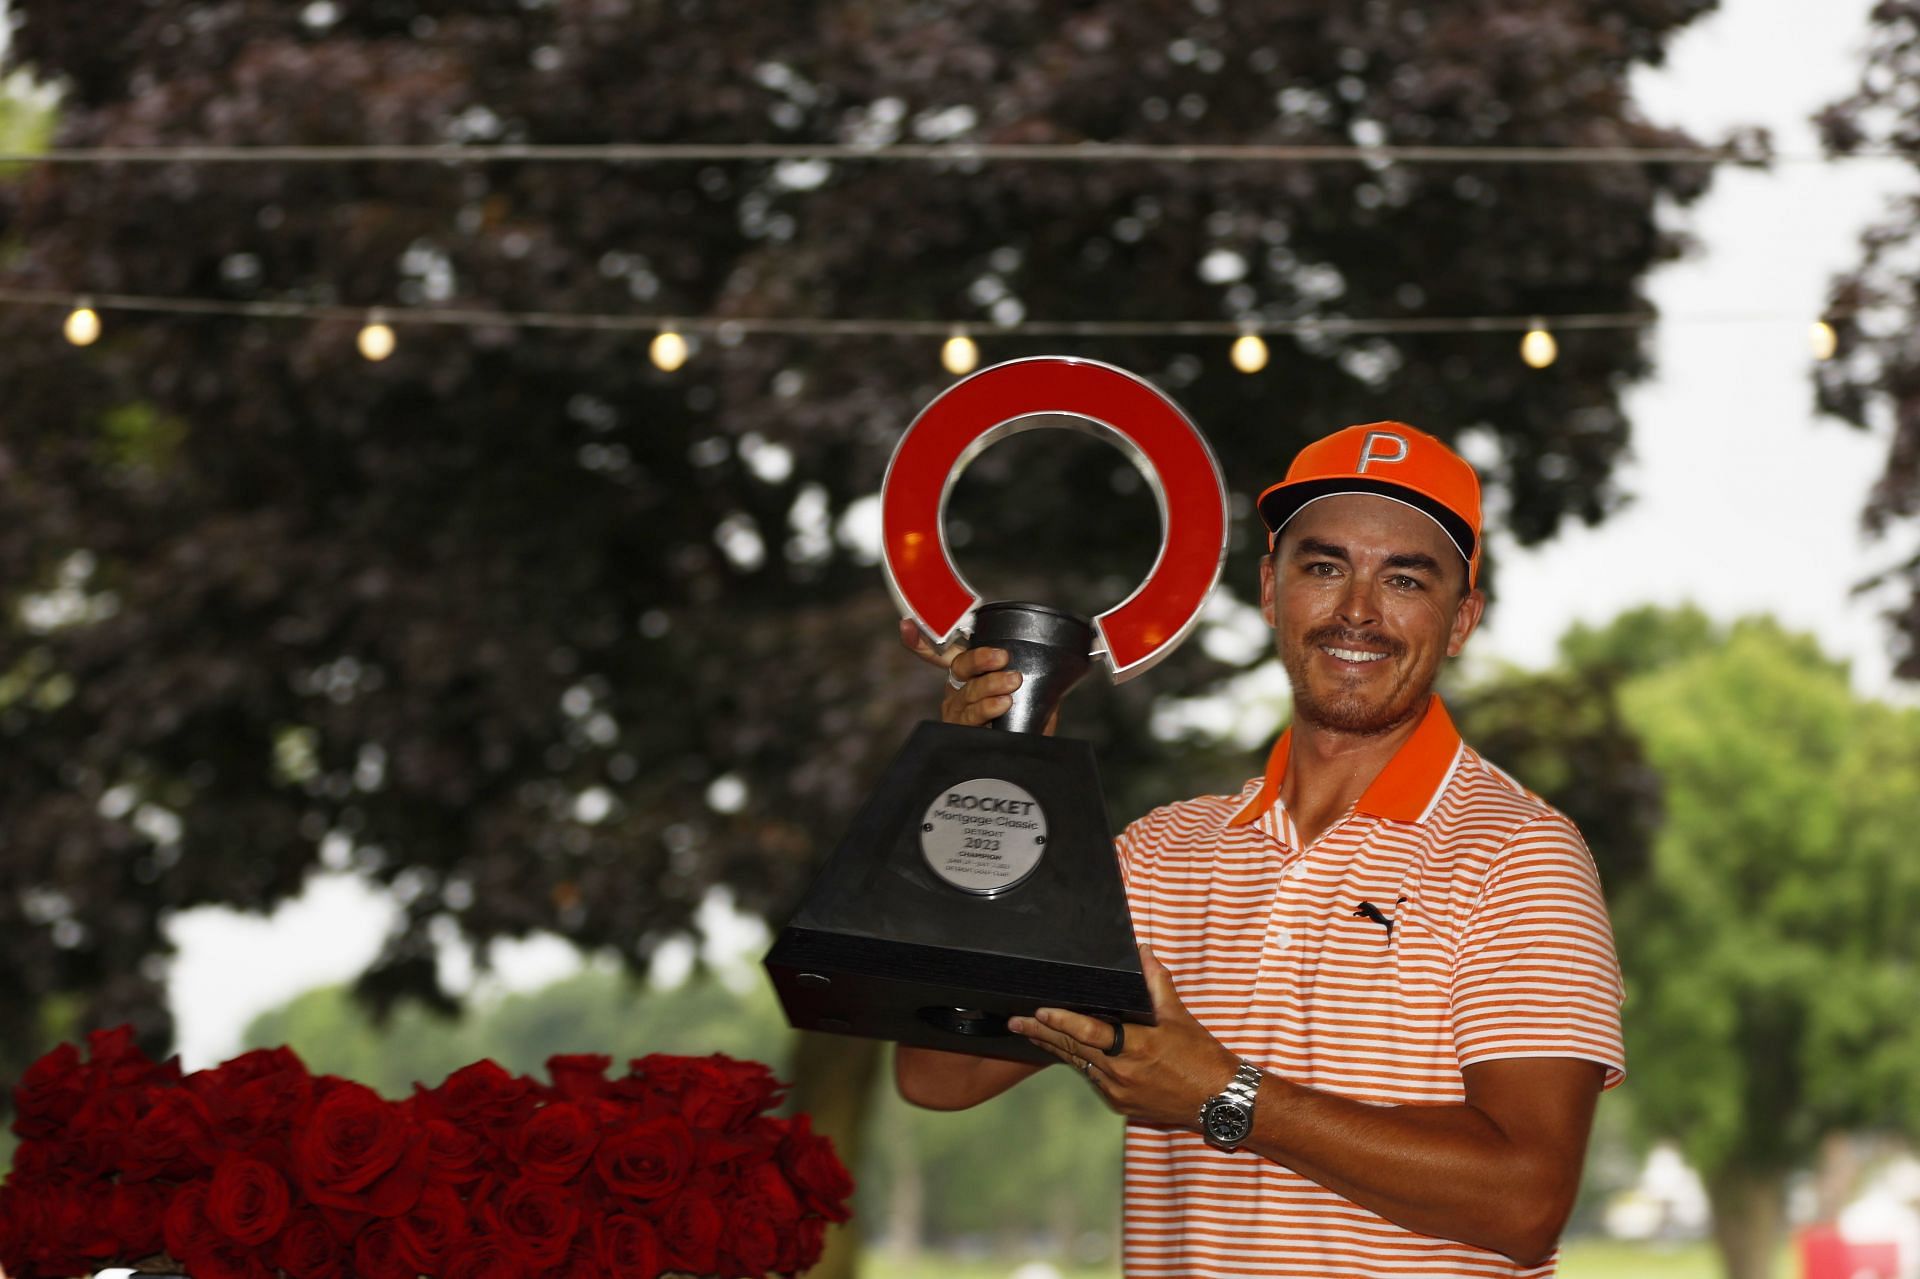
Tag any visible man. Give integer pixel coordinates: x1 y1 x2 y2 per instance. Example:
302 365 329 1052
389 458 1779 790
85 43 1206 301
896 423 1624 1278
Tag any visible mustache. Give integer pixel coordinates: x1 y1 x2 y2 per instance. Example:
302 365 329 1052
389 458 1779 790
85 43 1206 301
1303 626 1405 657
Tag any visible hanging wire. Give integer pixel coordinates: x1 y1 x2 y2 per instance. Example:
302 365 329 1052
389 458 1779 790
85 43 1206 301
0 140 1857 168
0 286 1672 338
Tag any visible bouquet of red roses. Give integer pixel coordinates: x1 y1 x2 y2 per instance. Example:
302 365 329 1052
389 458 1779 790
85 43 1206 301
0 1027 853 1279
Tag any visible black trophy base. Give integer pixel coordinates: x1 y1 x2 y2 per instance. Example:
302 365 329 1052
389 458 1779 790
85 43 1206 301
765 720 1152 1065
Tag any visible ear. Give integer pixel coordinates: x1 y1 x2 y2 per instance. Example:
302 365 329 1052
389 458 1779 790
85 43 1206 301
1259 552 1279 630
1446 588 1486 657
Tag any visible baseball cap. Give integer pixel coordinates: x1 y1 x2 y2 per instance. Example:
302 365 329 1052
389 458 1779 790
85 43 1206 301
1256 422 1483 588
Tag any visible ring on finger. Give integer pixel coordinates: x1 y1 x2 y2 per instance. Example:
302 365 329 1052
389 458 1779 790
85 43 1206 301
1102 1019 1125 1057
946 669 966 692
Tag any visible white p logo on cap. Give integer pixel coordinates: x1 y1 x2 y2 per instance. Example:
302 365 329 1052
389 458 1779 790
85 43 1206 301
1355 430 1409 473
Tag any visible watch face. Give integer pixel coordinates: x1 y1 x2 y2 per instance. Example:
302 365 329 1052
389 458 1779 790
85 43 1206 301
1206 1101 1252 1146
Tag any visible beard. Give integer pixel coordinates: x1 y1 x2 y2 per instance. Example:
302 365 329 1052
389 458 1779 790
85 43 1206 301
1279 624 1428 737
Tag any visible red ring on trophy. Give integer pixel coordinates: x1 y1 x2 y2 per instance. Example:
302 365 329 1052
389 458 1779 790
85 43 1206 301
881 356 1229 682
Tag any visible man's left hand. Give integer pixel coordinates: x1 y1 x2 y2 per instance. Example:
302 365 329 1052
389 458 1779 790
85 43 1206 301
1010 944 1241 1128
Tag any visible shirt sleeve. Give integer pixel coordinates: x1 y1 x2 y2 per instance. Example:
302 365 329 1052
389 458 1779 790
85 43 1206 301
1450 813 1627 1089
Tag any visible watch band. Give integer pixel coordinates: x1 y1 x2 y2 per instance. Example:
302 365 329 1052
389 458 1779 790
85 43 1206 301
1222 1060 1262 1107
1198 1059 1264 1147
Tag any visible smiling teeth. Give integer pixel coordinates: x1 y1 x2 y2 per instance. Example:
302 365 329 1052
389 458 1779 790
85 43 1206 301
1324 646 1386 662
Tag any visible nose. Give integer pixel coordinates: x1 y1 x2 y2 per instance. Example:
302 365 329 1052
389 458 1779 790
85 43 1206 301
1337 577 1381 628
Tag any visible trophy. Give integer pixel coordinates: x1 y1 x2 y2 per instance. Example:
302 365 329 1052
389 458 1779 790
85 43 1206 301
765 357 1227 1064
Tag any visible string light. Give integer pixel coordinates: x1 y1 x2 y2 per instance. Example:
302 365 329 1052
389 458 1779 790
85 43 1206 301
0 140 1826 167
356 311 396 361
63 300 100 346
1520 320 1558 369
11 290 1849 363
1229 331 1269 374
940 331 980 376
650 327 689 372
1810 320 1838 361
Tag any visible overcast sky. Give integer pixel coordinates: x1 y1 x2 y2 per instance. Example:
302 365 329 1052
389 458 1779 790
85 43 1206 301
164 0 1917 1069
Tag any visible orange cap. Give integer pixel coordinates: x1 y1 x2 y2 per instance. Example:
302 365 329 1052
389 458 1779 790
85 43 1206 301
1256 422 1483 587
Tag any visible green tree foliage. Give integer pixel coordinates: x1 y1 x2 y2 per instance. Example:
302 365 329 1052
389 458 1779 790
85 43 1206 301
1461 609 1920 1279
0 0 1718 1048
1819 2 1920 677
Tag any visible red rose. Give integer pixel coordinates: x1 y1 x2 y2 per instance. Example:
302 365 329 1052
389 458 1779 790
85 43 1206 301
11 1043 84 1139
274 1209 347 1279
622 1055 784 1129
592 1210 661 1279
84 1026 174 1092
107 1179 171 1255
594 1118 693 1201
169 1184 273 1279
692 1119 780 1194
417 1060 536 1135
165 1182 224 1262
71 1083 149 1168
396 1179 469 1272
655 1190 722 1276
352 1217 415 1279
292 1081 426 1217
493 1178 581 1269
544 1054 612 1101
446 1235 528 1279
125 1087 218 1180
511 1102 599 1182
719 1202 780 1278
179 1239 275 1279
208 1151 292 1245
8 1184 118 1272
795 1216 828 1272
193 1048 314 1147
737 1161 801 1230
780 1114 854 1221
421 1117 492 1186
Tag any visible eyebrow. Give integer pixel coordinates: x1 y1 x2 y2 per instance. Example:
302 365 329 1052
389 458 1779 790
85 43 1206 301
1292 538 1445 578
1292 537 1349 561
1383 552 1444 576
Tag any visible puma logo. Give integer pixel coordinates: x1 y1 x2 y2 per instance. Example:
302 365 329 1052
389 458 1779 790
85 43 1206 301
1353 897 1408 941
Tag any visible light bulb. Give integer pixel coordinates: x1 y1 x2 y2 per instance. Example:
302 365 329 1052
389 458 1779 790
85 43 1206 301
1520 325 1557 370
64 305 101 347
1810 320 1837 361
650 329 689 372
356 318 396 361
1230 332 1269 374
941 333 979 376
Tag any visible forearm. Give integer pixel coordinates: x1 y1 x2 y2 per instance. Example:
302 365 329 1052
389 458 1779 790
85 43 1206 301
1243 1074 1588 1265
894 1044 1044 1110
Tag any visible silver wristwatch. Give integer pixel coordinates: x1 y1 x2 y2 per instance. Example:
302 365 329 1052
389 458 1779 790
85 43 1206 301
1200 1060 1263 1151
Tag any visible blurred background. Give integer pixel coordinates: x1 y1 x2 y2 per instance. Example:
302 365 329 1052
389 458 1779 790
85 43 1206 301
3 1 1919 1277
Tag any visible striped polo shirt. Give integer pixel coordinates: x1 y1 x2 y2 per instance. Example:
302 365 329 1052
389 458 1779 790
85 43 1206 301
1115 694 1625 1279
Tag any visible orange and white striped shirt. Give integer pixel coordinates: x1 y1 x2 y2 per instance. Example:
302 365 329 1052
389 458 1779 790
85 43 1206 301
1115 694 1624 1279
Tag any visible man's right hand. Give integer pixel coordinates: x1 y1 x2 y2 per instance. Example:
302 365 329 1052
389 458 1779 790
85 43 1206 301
897 618 1025 728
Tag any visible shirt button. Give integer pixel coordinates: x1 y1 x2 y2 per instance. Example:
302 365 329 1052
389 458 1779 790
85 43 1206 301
1274 927 1293 950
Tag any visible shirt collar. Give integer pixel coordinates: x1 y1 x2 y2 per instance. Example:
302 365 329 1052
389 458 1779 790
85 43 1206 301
1227 693 1462 828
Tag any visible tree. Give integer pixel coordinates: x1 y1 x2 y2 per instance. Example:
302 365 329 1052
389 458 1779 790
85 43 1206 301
0 5 1719 1273
1460 610 1920 1279
1819 3 1920 677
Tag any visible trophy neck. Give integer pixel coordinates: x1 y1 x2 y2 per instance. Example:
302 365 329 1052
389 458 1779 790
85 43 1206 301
970 602 1094 735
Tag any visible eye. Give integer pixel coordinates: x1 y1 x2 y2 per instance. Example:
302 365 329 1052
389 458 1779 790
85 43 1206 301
1304 561 1341 578
1387 574 1424 590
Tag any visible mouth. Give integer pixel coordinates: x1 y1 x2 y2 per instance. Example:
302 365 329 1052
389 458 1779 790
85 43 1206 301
1319 645 1389 664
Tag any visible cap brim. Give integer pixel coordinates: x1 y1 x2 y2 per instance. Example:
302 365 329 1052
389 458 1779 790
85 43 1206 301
1257 477 1477 567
